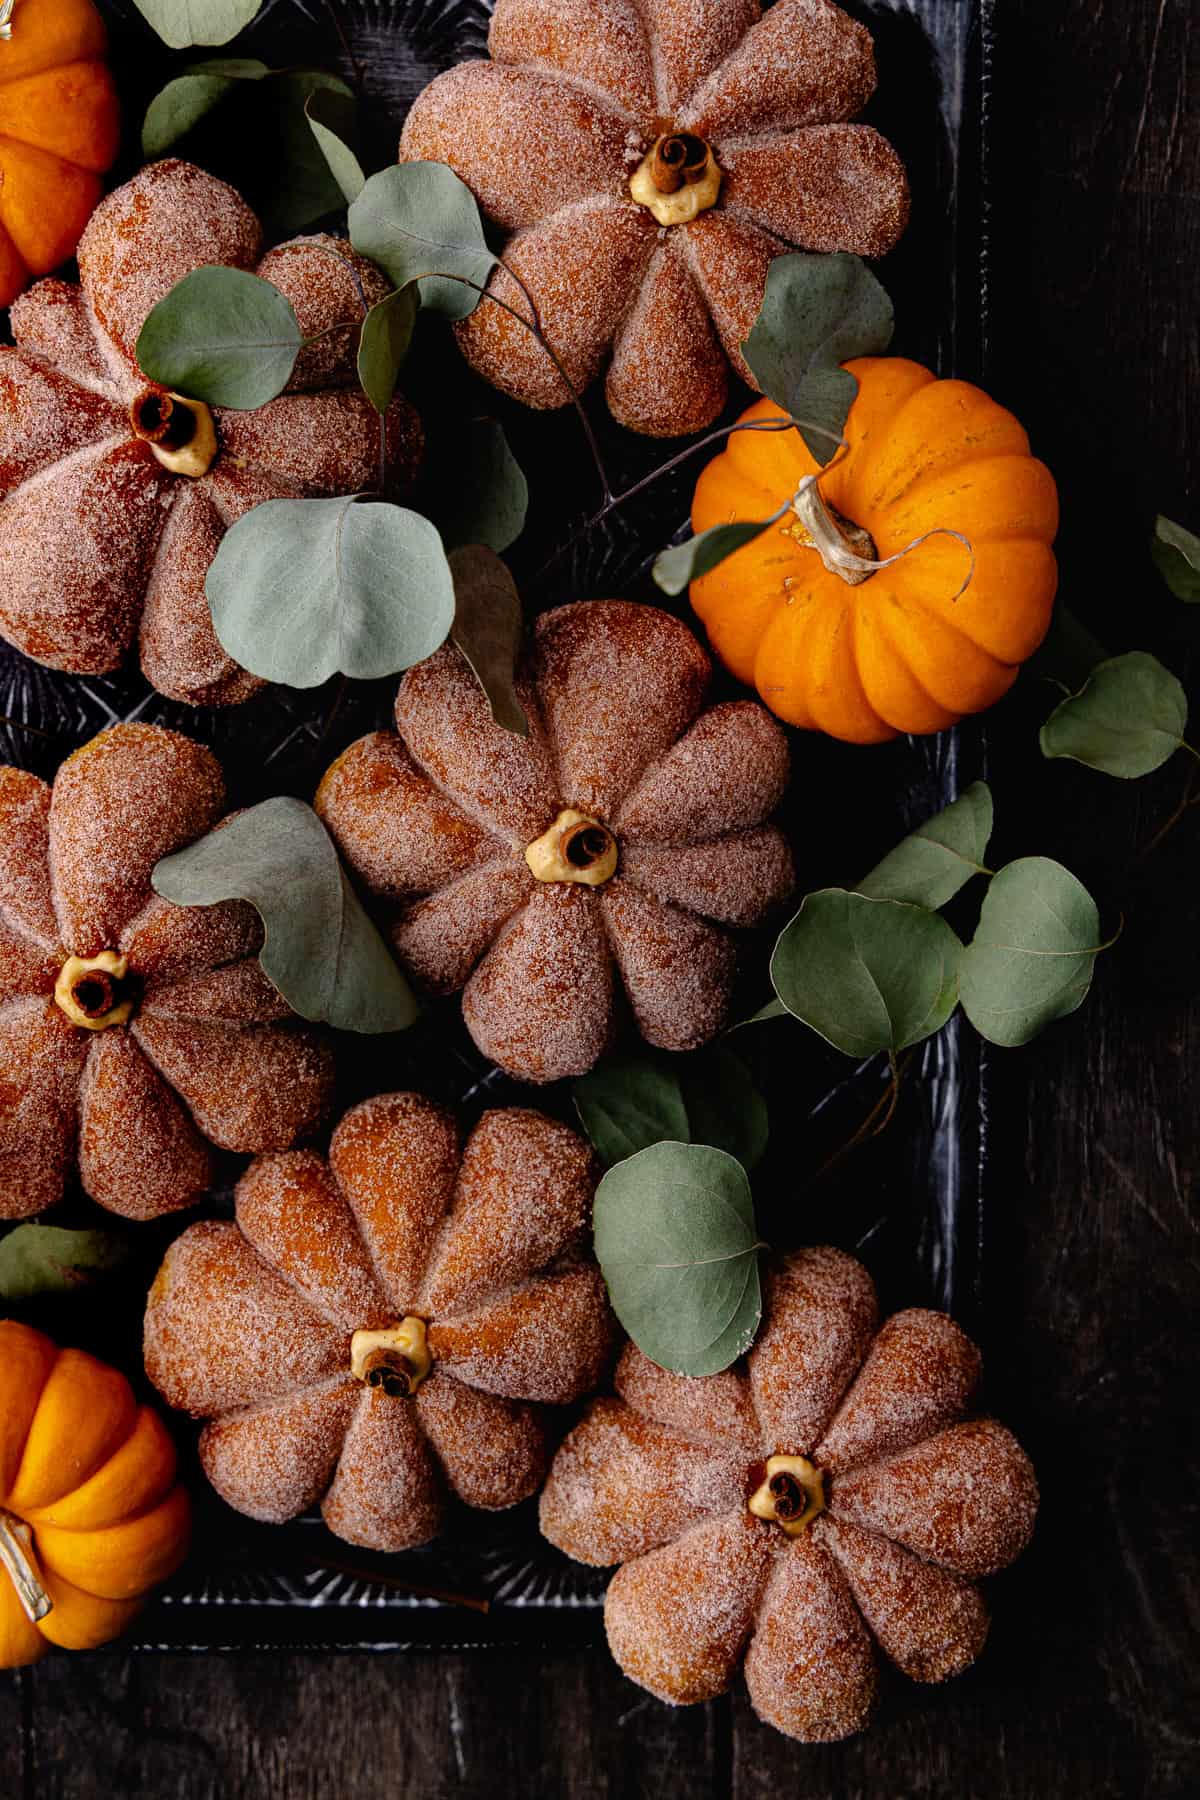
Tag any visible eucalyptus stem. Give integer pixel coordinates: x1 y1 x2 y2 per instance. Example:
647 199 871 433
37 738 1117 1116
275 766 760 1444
323 0 366 91
810 1050 907 1188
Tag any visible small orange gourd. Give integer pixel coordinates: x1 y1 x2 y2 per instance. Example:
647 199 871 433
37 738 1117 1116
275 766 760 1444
689 357 1059 744
0 1321 190 1667
0 0 120 307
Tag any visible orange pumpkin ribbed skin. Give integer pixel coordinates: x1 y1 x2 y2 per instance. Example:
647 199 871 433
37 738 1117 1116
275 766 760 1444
0 1321 190 1667
689 357 1059 744
0 0 120 307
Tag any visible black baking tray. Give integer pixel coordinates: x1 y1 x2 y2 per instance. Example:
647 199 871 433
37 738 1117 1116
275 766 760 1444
0 0 999 1650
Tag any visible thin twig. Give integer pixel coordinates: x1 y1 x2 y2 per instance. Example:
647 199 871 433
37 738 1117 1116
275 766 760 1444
1136 760 1200 861
323 0 366 91
810 1050 906 1188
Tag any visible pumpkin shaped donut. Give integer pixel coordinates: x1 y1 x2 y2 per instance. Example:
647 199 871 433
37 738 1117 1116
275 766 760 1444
316 600 795 1084
143 1094 615 1551
0 158 422 705
399 0 910 436
0 1321 191 1669
0 0 120 308
0 722 335 1223
541 1247 1038 1743
689 358 1060 741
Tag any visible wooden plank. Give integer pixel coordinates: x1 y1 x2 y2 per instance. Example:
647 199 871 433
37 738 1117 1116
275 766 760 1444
22 1650 724 1800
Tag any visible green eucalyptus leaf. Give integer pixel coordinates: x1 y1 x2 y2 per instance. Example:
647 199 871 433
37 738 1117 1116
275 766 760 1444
430 419 529 554
0 1226 132 1301
576 1058 689 1167
305 85 366 204
742 252 894 464
653 513 784 596
448 545 529 736
575 1046 767 1171
771 889 962 1057
132 0 261 50
959 857 1103 1047
206 496 455 687
357 288 417 414
1039 652 1189 778
153 799 417 1033
136 267 302 409
1151 514 1200 602
733 996 789 1029
348 163 495 319
857 782 993 909
142 59 269 156
593 1143 763 1376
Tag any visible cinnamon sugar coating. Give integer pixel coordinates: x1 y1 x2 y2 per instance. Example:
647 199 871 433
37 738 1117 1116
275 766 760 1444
399 0 910 435
540 1246 1038 1743
317 601 794 1083
0 724 335 1222
0 161 422 705
143 1096 615 1552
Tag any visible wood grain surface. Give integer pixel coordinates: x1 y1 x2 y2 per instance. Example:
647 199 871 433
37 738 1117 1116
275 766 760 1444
3 0 1198 1793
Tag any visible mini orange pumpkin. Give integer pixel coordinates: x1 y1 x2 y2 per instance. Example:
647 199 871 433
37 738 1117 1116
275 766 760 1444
0 1320 190 1667
689 357 1059 743
0 0 120 307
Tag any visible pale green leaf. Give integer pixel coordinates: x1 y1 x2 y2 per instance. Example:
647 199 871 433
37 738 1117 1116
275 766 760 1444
206 496 455 687
305 85 366 204
357 289 417 414
857 782 993 908
431 419 529 554
593 1143 763 1376
132 0 261 50
575 1046 767 1171
1040 652 1188 778
142 60 269 157
1151 514 1200 602
741 253 894 464
653 512 784 596
449 545 528 736
348 163 495 319
771 889 962 1057
136 267 302 409
959 856 1103 1047
153 798 417 1033
0 1226 132 1301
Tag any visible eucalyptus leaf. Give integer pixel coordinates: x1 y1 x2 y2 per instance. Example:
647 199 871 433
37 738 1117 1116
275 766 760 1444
1151 514 1200 602
142 59 269 156
0 1226 132 1301
206 496 455 687
575 1046 767 1171
593 1143 764 1376
742 252 894 463
132 0 261 50
1039 652 1189 778
136 267 301 409
653 513 784 596
734 997 789 1029
430 419 529 554
153 798 417 1033
448 545 528 736
357 288 417 414
771 889 962 1057
959 856 1103 1047
141 65 355 236
857 782 993 909
305 85 366 204
348 163 495 319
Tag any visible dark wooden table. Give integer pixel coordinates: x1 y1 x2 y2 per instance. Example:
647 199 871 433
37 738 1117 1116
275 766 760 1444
3 1 1198 1793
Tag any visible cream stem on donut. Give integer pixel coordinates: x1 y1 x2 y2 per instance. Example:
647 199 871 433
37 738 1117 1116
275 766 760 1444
54 951 135 1032
748 1454 827 1538
129 389 218 479
524 810 618 887
0 1510 51 1624
350 1319 432 1398
630 133 722 227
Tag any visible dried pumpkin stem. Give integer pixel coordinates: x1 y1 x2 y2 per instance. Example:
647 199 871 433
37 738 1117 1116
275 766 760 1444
130 389 218 479
0 1510 52 1625
792 476 976 598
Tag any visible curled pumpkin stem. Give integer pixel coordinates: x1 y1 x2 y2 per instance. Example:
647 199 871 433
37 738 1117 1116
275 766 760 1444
0 1509 52 1624
792 475 976 600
